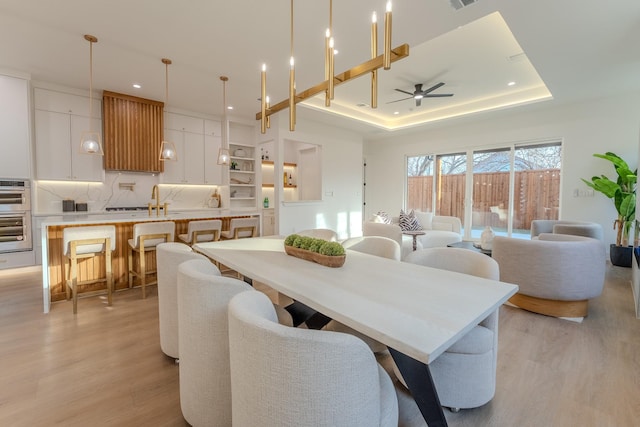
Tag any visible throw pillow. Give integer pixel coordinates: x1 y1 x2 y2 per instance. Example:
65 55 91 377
399 209 422 231
376 211 393 224
414 211 433 230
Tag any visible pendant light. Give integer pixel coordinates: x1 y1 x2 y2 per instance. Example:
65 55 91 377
79 34 103 155
217 76 230 166
159 58 177 161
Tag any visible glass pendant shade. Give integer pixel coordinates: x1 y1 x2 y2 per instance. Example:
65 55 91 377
159 140 178 161
80 130 103 155
217 147 230 166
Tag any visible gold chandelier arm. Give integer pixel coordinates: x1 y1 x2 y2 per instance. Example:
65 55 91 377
256 43 409 120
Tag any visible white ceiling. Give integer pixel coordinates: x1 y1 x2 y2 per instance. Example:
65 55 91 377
1 0 639 136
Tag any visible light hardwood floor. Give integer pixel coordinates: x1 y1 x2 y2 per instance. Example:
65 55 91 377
0 264 638 427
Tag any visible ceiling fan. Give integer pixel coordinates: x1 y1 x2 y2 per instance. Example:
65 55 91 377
388 82 454 107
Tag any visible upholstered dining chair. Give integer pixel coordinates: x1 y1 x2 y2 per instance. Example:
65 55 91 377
177 259 292 427
323 236 402 352
342 235 402 261
395 247 501 412
227 290 399 427
156 242 210 360
297 228 339 241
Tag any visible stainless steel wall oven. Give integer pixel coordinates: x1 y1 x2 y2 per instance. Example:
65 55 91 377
0 180 32 253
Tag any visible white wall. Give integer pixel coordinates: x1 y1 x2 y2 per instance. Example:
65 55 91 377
364 91 640 247
262 115 364 240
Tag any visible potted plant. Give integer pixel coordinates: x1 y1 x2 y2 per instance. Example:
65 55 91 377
582 152 637 267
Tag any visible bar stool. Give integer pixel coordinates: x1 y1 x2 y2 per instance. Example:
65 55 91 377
177 219 222 246
219 217 258 240
128 221 175 299
63 225 116 314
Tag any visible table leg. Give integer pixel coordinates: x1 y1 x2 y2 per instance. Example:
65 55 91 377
412 235 418 251
389 348 448 427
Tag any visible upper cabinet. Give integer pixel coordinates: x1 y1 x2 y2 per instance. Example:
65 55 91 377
161 113 223 185
34 88 104 182
0 75 31 179
102 91 164 173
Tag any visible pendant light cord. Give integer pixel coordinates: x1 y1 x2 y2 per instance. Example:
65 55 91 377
88 38 93 130
290 0 294 59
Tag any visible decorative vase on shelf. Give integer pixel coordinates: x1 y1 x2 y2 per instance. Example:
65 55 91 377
480 226 495 250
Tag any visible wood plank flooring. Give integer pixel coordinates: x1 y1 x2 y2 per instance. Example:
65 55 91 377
0 263 638 427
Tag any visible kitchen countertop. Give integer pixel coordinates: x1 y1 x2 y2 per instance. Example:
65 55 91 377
37 208 260 227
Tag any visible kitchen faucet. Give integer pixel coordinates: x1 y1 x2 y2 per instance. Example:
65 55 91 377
148 185 168 217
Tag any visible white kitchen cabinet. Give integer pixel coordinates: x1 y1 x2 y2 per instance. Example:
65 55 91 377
204 120 223 185
34 88 103 182
0 75 31 179
162 128 206 184
34 110 104 182
262 208 275 236
162 114 226 185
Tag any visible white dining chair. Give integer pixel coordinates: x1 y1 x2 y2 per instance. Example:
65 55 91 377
177 259 292 427
156 242 210 359
395 247 501 412
228 290 398 427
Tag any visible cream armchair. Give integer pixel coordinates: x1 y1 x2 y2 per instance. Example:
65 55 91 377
530 219 604 240
492 233 605 318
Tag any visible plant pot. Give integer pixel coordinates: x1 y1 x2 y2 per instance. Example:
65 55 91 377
284 245 346 268
610 244 633 268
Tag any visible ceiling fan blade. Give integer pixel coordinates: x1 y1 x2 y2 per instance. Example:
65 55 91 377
386 96 413 104
394 88 414 96
421 82 445 95
423 93 454 97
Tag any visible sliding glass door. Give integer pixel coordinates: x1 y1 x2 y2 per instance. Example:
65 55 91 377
406 141 561 239
471 148 511 238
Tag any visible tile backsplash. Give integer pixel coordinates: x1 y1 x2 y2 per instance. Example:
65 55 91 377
34 172 228 214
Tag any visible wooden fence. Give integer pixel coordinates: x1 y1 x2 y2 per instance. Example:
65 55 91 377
407 169 560 230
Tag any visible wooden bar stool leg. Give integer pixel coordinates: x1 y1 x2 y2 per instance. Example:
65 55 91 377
128 247 134 288
70 243 78 315
106 239 113 306
65 258 71 301
140 246 147 299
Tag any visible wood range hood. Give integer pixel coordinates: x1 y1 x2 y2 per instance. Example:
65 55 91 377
102 91 164 173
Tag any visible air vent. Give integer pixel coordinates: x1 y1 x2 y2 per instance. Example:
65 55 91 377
449 0 478 10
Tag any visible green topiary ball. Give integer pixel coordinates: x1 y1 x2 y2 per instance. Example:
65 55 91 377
284 234 299 246
318 241 346 256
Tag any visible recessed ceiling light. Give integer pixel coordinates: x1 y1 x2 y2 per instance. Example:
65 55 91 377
507 81 516 86
227 106 233 110
132 83 141 89
393 111 400 115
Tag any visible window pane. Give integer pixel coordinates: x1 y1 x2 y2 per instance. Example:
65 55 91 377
406 155 434 211
471 148 510 238
513 143 562 236
436 153 466 224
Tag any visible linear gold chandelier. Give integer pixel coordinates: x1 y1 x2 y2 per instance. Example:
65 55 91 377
258 0 409 133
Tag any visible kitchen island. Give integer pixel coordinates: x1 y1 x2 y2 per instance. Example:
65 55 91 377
39 209 260 313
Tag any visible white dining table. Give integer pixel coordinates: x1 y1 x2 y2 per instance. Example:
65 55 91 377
194 237 518 426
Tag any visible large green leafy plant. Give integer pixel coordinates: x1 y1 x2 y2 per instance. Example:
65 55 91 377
582 152 637 246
